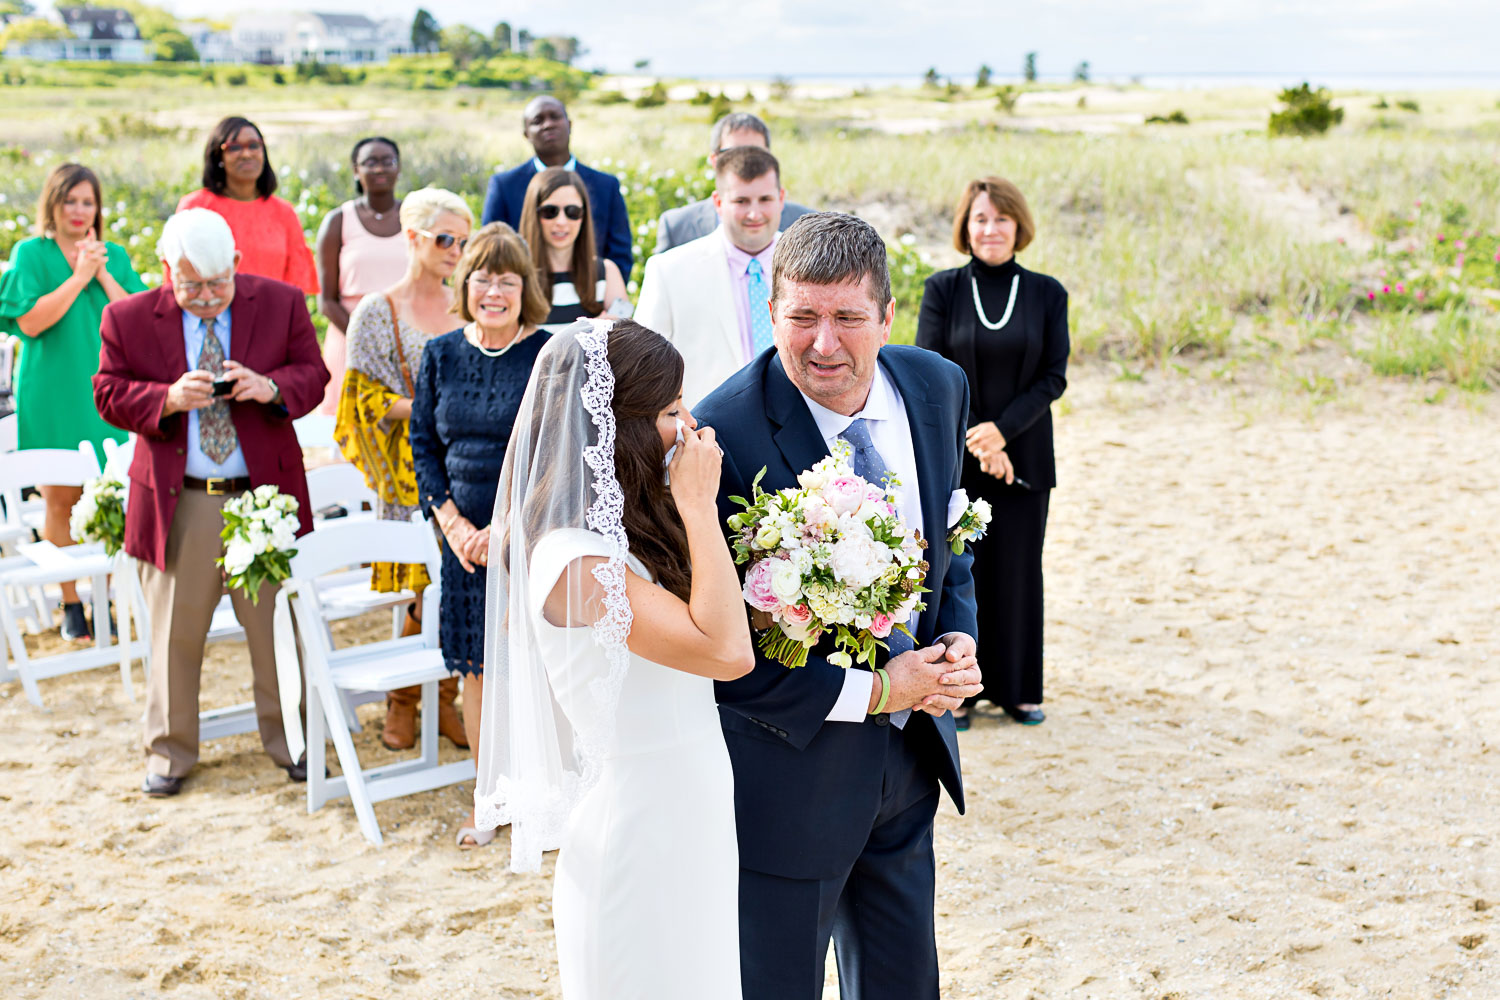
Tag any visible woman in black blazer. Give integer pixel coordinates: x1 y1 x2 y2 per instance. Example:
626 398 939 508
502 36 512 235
916 176 1068 728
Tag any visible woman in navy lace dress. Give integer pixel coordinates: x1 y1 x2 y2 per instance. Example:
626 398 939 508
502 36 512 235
410 222 552 847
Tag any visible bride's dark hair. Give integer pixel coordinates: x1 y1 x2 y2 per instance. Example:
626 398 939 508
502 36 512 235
607 321 691 601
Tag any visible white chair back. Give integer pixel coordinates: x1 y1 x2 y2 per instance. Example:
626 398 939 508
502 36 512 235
0 413 17 454
305 462 376 515
0 442 102 494
293 413 342 458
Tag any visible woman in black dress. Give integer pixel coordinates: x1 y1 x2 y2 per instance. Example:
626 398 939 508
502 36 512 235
518 167 629 326
916 176 1069 729
410 222 552 846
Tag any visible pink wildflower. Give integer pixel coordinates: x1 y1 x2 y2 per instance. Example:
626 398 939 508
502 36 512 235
1395 282 1406 294
1456 240 1467 251
1367 291 1376 301
1382 285 1390 294
1437 234 1445 242
1416 289 1426 301
1494 250 1500 263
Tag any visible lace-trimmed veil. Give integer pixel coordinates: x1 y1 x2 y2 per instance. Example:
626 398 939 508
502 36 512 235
474 318 634 873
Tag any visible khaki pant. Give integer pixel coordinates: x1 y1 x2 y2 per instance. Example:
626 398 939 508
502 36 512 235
138 487 295 777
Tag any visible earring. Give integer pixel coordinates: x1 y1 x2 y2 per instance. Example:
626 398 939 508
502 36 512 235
217 160 224 168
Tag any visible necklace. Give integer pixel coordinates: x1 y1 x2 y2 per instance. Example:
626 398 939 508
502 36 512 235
360 197 391 221
971 273 1020 331
465 323 521 357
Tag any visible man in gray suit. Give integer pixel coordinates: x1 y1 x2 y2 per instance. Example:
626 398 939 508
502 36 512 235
653 112 815 255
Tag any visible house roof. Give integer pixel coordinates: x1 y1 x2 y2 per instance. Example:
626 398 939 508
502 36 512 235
57 6 138 41
311 13 377 30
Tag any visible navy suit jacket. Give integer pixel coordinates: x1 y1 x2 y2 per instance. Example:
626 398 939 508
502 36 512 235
697 346 978 880
480 160 634 282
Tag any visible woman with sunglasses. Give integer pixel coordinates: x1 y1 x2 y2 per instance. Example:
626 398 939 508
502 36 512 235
313 136 409 413
334 187 473 753
518 168 628 326
409 222 551 848
176 117 318 296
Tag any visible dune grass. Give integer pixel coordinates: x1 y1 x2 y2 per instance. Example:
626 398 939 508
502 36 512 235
0 82 1494 390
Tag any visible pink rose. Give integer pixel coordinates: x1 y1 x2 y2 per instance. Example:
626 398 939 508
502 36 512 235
869 613 894 639
778 603 817 642
741 558 781 613
825 475 865 516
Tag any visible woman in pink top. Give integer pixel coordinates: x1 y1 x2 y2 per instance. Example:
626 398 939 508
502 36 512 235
175 117 318 296
314 137 409 413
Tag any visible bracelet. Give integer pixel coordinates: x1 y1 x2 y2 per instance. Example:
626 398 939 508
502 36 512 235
872 667 891 715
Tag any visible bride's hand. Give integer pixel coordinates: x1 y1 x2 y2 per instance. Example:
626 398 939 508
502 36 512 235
668 426 721 515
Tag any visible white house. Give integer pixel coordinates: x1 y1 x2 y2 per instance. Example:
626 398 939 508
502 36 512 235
182 20 241 64
230 11 411 66
4 6 151 62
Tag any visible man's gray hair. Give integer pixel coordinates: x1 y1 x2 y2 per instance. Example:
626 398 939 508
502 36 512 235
157 208 236 277
710 112 771 152
771 213 891 312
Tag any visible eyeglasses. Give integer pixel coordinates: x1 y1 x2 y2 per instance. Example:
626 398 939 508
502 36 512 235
417 230 467 250
176 274 234 294
538 204 584 221
468 274 524 293
357 156 398 170
220 140 264 156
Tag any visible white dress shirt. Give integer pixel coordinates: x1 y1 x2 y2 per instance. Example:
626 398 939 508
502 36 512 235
796 364 925 723
532 155 577 174
181 307 249 479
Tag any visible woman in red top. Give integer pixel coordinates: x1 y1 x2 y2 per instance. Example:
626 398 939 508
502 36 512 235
176 117 318 295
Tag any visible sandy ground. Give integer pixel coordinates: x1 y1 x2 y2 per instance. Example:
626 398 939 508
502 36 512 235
1 364 1496 999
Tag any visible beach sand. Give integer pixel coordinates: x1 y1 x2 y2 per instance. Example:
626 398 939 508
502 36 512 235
1 363 1495 999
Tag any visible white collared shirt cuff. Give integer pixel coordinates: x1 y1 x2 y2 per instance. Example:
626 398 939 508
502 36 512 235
826 668 876 722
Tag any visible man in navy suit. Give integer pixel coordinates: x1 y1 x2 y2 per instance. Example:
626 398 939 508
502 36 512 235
696 212 983 1000
479 95 634 282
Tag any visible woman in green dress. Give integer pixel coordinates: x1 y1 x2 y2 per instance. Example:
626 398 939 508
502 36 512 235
0 163 146 640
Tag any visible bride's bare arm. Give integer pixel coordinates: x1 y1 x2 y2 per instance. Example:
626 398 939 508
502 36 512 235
541 426 754 681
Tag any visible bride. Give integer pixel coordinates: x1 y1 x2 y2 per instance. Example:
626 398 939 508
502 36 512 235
474 318 754 999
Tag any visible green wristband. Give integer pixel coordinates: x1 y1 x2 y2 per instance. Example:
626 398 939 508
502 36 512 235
872 667 891 715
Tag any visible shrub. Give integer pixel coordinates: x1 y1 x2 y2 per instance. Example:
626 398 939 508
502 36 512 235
707 93 731 123
1396 99 1420 113
633 81 667 108
1268 83 1344 137
995 85 1018 115
1146 110 1189 125
224 70 248 87
594 90 627 104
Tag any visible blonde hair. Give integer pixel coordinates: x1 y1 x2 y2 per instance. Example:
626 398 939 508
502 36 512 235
399 187 473 233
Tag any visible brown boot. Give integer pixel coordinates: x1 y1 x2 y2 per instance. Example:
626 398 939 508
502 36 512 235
437 676 468 748
382 686 419 750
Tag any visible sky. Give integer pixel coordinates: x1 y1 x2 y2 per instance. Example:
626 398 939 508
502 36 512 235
154 0 1500 81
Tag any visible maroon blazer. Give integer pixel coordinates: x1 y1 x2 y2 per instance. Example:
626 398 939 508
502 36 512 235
93 275 330 570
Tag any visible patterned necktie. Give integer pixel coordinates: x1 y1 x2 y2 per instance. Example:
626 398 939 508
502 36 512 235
197 317 237 464
838 418 911 729
747 258 773 360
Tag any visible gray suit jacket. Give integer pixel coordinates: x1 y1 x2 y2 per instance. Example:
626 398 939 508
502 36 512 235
653 197 816 255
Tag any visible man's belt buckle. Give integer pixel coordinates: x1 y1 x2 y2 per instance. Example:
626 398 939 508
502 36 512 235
206 477 233 496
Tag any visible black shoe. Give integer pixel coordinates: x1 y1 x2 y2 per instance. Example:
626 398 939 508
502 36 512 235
953 711 972 732
60 601 92 642
1002 705 1046 725
141 772 184 797
282 756 329 783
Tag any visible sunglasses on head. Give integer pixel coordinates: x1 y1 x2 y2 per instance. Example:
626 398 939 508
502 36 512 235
417 229 467 250
539 204 584 221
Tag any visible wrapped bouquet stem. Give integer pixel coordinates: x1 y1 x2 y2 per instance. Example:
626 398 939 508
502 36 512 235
728 441 929 669
218 485 300 604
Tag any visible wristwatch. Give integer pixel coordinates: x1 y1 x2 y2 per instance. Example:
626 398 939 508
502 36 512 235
265 377 281 404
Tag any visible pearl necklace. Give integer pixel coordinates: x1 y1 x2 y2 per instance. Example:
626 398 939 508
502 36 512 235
971 273 1019 331
465 324 521 357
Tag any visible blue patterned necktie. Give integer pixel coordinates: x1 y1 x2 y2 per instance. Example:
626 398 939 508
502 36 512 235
838 418 911 729
197 317 237 464
747 258 773 359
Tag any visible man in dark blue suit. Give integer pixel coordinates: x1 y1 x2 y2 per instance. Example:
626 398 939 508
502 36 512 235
479 95 634 282
696 213 983 1000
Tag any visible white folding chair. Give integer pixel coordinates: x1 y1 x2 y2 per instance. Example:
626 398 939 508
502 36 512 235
293 412 345 463
283 514 470 845
306 462 376 525
0 413 50 634
0 443 146 705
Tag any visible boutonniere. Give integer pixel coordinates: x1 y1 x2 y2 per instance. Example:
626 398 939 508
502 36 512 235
945 489 993 555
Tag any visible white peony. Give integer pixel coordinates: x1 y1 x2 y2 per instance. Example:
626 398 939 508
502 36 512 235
270 521 297 551
769 559 804 604
223 540 255 576
829 533 887 590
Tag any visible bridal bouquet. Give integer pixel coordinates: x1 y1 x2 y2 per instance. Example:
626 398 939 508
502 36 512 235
218 485 300 605
728 441 929 669
69 474 127 556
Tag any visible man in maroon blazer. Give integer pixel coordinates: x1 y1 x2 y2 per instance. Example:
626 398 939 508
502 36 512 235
94 208 329 797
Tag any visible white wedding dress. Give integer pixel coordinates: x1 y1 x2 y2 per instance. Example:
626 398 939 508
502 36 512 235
529 528 742 1000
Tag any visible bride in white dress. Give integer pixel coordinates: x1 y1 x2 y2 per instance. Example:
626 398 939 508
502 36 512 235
473 318 754 1000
